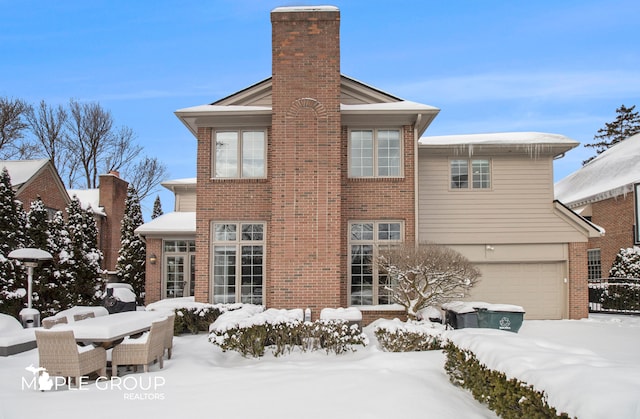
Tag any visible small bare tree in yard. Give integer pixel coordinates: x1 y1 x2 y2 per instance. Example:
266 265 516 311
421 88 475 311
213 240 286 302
378 243 481 320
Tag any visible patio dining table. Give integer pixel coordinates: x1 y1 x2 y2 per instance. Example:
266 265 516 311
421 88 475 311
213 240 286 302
51 311 169 347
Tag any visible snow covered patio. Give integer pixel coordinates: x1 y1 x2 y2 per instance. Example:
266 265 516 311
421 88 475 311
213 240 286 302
0 314 638 419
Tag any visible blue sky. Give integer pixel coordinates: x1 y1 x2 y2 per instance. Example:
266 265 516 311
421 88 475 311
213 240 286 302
1 0 639 218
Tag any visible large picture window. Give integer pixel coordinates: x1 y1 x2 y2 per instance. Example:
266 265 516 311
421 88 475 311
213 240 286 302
349 129 402 178
212 222 265 304
349 221 403 306
213 130 266 178
450 159 491 189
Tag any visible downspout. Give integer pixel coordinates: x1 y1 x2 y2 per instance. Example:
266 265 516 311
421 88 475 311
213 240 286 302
414 114 422 246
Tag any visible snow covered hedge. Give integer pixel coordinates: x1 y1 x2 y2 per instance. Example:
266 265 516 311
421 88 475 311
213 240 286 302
146 297 243 335
443 342 573 419
209 307 367 357
373 318 444 352
594 279 640 311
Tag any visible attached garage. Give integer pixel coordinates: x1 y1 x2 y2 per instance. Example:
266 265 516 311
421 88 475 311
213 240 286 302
465 262 567 320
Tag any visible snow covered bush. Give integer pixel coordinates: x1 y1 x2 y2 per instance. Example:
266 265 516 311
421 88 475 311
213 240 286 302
443 342 572 419
146 298 242 335
609 246 640 278
209 307 367 358
304 320 367 355
377 243 481 319
374 318 443 352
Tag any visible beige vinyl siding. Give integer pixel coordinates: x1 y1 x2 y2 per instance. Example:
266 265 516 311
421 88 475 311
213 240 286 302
175 190 196 212
418 152 587 244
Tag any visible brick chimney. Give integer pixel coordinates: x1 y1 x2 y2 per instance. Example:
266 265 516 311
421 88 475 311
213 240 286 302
269 6 343 313
98 172 128 272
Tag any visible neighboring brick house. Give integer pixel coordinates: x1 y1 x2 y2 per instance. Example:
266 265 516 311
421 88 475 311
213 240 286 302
138 6 599 322
555 133 640 279
1 159 128 273
0 159 70 215
68 171 129 272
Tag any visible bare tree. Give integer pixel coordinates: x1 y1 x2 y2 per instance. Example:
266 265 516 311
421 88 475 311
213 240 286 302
25 100 69 172
124 156 169 202
65 99 113 188
378 243 481 320
104 126 142 173
0 97 31 159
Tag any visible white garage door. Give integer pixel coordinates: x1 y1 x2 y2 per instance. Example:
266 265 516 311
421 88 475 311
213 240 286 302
464 262 567 320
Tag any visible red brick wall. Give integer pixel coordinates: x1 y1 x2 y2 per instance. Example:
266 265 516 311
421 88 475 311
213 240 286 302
269 9 342 315
98 173 128 271
16 165 69 212
588 194 636 274
568 241 589 319
341 125 417 307
194 126 273 303
144 238 163 304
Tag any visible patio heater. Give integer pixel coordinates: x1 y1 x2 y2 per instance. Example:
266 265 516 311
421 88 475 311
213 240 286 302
8 248 53 328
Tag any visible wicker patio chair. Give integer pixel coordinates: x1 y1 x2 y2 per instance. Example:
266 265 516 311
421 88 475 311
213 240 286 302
73 312 95 322
42 317 68 329
164 313 175 359
111 317 168 377
34 330 107 387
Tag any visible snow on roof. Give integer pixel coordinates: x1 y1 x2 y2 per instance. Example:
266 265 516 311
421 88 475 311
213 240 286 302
420 132 578 146
162 177 196 185
272 5 339 13
176 104 271 114
135 211 196 235
177 101 438 115
161 177 196 191
555 133 640 206
341 101 439 113
0 159 49 186
67 189 106 216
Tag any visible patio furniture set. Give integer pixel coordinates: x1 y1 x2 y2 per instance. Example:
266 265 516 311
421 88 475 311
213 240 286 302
33 309 175 386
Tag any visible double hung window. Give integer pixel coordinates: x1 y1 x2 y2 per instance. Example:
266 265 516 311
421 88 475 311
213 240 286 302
349 221 403 305
349 129 402 178
212 222 265 304
450 159 491 189
587 249 601 280
213 130 266 178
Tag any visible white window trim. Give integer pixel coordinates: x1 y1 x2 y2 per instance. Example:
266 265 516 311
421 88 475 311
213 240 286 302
348 220 404 307
449 158 492 191
162 239 196 299
210 221 266 304
348 128 404 178
212 128 267 179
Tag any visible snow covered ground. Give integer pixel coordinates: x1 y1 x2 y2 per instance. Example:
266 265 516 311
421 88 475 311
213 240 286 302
0 314 638 419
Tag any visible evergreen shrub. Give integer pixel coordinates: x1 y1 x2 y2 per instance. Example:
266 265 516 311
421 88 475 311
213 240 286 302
174 306 223 335
374 322 442 352
210 319 367 358
443 342 573 419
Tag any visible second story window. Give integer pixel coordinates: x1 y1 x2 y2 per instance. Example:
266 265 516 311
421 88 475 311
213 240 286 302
349 129 402 178
451 159 491 189
213 130 266 179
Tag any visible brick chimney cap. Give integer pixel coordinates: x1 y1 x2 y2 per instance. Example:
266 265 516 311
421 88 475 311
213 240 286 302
272 5 339 13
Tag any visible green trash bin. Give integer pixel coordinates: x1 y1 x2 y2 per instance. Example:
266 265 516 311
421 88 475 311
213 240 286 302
476 308 524 333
